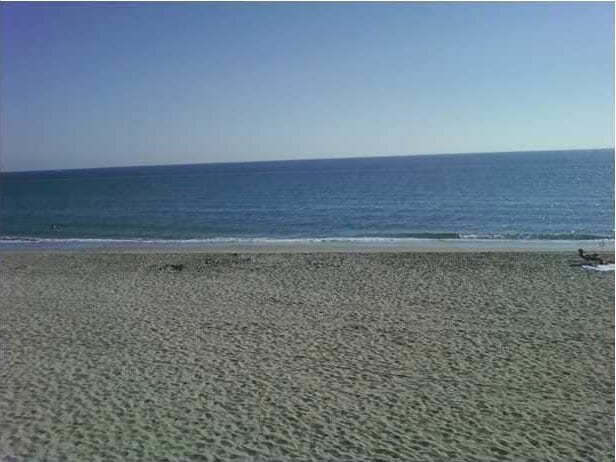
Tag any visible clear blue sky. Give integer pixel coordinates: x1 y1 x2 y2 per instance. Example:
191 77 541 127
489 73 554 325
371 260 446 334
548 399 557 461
1 2 614 172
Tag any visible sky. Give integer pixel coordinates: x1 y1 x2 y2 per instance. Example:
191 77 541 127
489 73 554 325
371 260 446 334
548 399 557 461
1 2 614 172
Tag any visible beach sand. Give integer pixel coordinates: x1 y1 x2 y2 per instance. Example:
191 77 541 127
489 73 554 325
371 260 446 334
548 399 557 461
0 251 613 461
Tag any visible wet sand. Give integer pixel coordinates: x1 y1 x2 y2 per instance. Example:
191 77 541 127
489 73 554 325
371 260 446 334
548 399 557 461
0 251 613 461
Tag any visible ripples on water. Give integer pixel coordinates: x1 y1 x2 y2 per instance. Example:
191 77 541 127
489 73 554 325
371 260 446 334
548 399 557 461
1 149 614 242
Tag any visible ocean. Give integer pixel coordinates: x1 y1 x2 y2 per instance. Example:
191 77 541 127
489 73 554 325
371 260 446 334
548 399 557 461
1 149 614 249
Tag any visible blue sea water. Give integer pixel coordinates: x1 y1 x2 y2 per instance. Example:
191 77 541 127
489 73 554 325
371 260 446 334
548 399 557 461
1 150 614 247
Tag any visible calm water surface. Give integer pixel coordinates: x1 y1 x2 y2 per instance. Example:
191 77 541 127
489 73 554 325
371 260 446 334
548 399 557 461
1 150 614 243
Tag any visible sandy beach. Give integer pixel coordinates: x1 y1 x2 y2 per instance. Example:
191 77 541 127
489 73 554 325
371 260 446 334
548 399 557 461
0 251 613 461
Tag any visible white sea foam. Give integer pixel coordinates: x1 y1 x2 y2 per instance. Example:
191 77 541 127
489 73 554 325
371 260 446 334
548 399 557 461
581 264 615 272
2 235 614 243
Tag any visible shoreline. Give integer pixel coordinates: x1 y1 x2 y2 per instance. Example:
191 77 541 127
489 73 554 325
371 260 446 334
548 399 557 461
1 238 614 253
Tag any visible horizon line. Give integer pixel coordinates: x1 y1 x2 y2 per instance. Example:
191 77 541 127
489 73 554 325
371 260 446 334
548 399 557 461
2 147 613 175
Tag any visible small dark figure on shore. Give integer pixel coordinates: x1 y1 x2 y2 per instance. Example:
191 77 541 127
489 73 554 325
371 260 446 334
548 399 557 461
578 249 614 265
